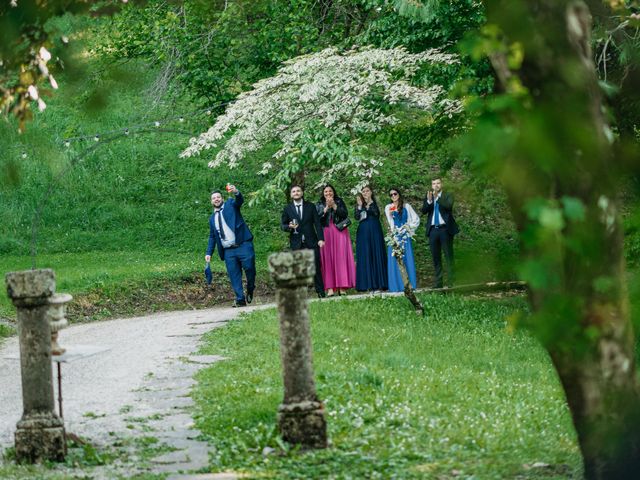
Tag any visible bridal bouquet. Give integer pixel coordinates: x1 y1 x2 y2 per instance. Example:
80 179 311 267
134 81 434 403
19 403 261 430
384 224 415 259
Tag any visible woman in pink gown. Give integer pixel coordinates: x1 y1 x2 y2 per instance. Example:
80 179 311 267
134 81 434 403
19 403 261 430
316 184 356 296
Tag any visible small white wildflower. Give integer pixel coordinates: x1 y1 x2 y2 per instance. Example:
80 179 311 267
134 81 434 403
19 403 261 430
38 46 52 63
27 85 39 100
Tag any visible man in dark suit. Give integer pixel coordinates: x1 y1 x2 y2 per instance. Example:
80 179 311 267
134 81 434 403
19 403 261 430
205 185 256 307
280 184 326 297
422 178 459 288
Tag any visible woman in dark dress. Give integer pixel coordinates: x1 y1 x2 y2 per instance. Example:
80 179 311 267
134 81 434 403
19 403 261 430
354 186 388 292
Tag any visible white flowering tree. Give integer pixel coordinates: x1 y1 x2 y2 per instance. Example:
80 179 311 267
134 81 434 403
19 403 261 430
181 46 462 202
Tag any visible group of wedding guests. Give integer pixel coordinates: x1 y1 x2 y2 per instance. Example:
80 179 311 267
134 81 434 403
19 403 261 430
205 181 457 307
281 181 457 298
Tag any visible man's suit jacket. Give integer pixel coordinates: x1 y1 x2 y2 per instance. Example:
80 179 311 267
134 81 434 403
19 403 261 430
281 200 324 249
421 192 459 236
207 192 253 260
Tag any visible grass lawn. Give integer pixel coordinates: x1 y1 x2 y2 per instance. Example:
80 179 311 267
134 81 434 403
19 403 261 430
0 438 169 480
0 249 272 321
0 249 198 319
0 324 14 342
0 237 517 323
193 293 581 479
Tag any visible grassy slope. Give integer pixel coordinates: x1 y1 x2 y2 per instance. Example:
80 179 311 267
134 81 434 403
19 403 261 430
0 45 521 321
1 18 636 324
0 50 288 319
193 294 581 479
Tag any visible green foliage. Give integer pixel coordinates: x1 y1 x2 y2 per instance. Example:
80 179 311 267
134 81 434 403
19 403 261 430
97 0 365 105
590 2 640 137
96 0 487 105
0 0 133 130
194 295 581 478
449 1 640 355
0 323 15 341
366 0 485 51
0 435 169 479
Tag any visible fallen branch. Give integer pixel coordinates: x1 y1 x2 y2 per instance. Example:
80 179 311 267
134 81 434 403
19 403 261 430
419 281 527 294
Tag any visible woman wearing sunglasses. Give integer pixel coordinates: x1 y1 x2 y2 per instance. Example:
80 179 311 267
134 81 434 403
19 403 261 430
384 188 420 292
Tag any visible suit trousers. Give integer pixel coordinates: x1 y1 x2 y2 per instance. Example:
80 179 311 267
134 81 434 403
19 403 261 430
223 241 256 301
294 242 324 294
428 227 454 288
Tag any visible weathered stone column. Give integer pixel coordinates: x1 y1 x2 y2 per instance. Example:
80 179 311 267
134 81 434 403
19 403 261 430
6 269 66 463
268 250 327 449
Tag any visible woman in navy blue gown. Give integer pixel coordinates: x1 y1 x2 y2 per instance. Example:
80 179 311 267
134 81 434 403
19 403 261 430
354 186 388 292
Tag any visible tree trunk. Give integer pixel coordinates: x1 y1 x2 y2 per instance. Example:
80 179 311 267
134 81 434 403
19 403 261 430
484 1 640 477
396 255 424 316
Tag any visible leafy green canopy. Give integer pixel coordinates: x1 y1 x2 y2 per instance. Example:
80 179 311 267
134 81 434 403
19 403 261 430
96 0 486 106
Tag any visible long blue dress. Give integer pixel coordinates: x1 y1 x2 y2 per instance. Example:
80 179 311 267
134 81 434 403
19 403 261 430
386 206 418 292
355 202 388 291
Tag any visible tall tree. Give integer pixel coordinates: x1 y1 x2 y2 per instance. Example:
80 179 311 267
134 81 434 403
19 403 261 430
450 0 640 476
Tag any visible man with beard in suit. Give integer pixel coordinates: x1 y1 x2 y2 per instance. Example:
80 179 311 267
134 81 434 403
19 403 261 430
422 177 459 288
280 184 326 297
205 185 256 307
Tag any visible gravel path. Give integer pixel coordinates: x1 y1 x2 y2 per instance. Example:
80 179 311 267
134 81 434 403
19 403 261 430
0 305 269 477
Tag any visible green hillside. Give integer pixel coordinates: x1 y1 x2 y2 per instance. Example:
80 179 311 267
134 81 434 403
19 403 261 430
0 56 522 321
1 8 638 322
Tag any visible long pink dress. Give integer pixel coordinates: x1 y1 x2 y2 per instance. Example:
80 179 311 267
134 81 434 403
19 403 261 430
320 217 356 290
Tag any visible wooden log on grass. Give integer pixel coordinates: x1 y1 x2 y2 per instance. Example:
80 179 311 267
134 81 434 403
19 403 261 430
421 281 527 295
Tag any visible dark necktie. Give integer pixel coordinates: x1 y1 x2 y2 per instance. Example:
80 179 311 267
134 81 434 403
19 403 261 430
296 204 302 220
216 210 226 240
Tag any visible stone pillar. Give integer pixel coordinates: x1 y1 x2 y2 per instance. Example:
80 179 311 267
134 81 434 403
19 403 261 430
268 250 327 449
5 269 66 463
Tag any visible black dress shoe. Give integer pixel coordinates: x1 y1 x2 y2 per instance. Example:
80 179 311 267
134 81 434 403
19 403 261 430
232 300 247 308
317 292 326 299
246 291 254 304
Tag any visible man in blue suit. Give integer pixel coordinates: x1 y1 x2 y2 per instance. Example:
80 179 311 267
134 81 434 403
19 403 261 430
204 185 256 307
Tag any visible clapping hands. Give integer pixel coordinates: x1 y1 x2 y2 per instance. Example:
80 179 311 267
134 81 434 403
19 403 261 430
324 198 336 213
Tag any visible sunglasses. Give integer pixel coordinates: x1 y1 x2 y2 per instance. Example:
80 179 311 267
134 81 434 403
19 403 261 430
389 192 399 197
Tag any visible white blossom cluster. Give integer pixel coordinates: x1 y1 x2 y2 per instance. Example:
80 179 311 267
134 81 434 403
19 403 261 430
181 46 462 196
26 46 59 113
384 224 416 259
